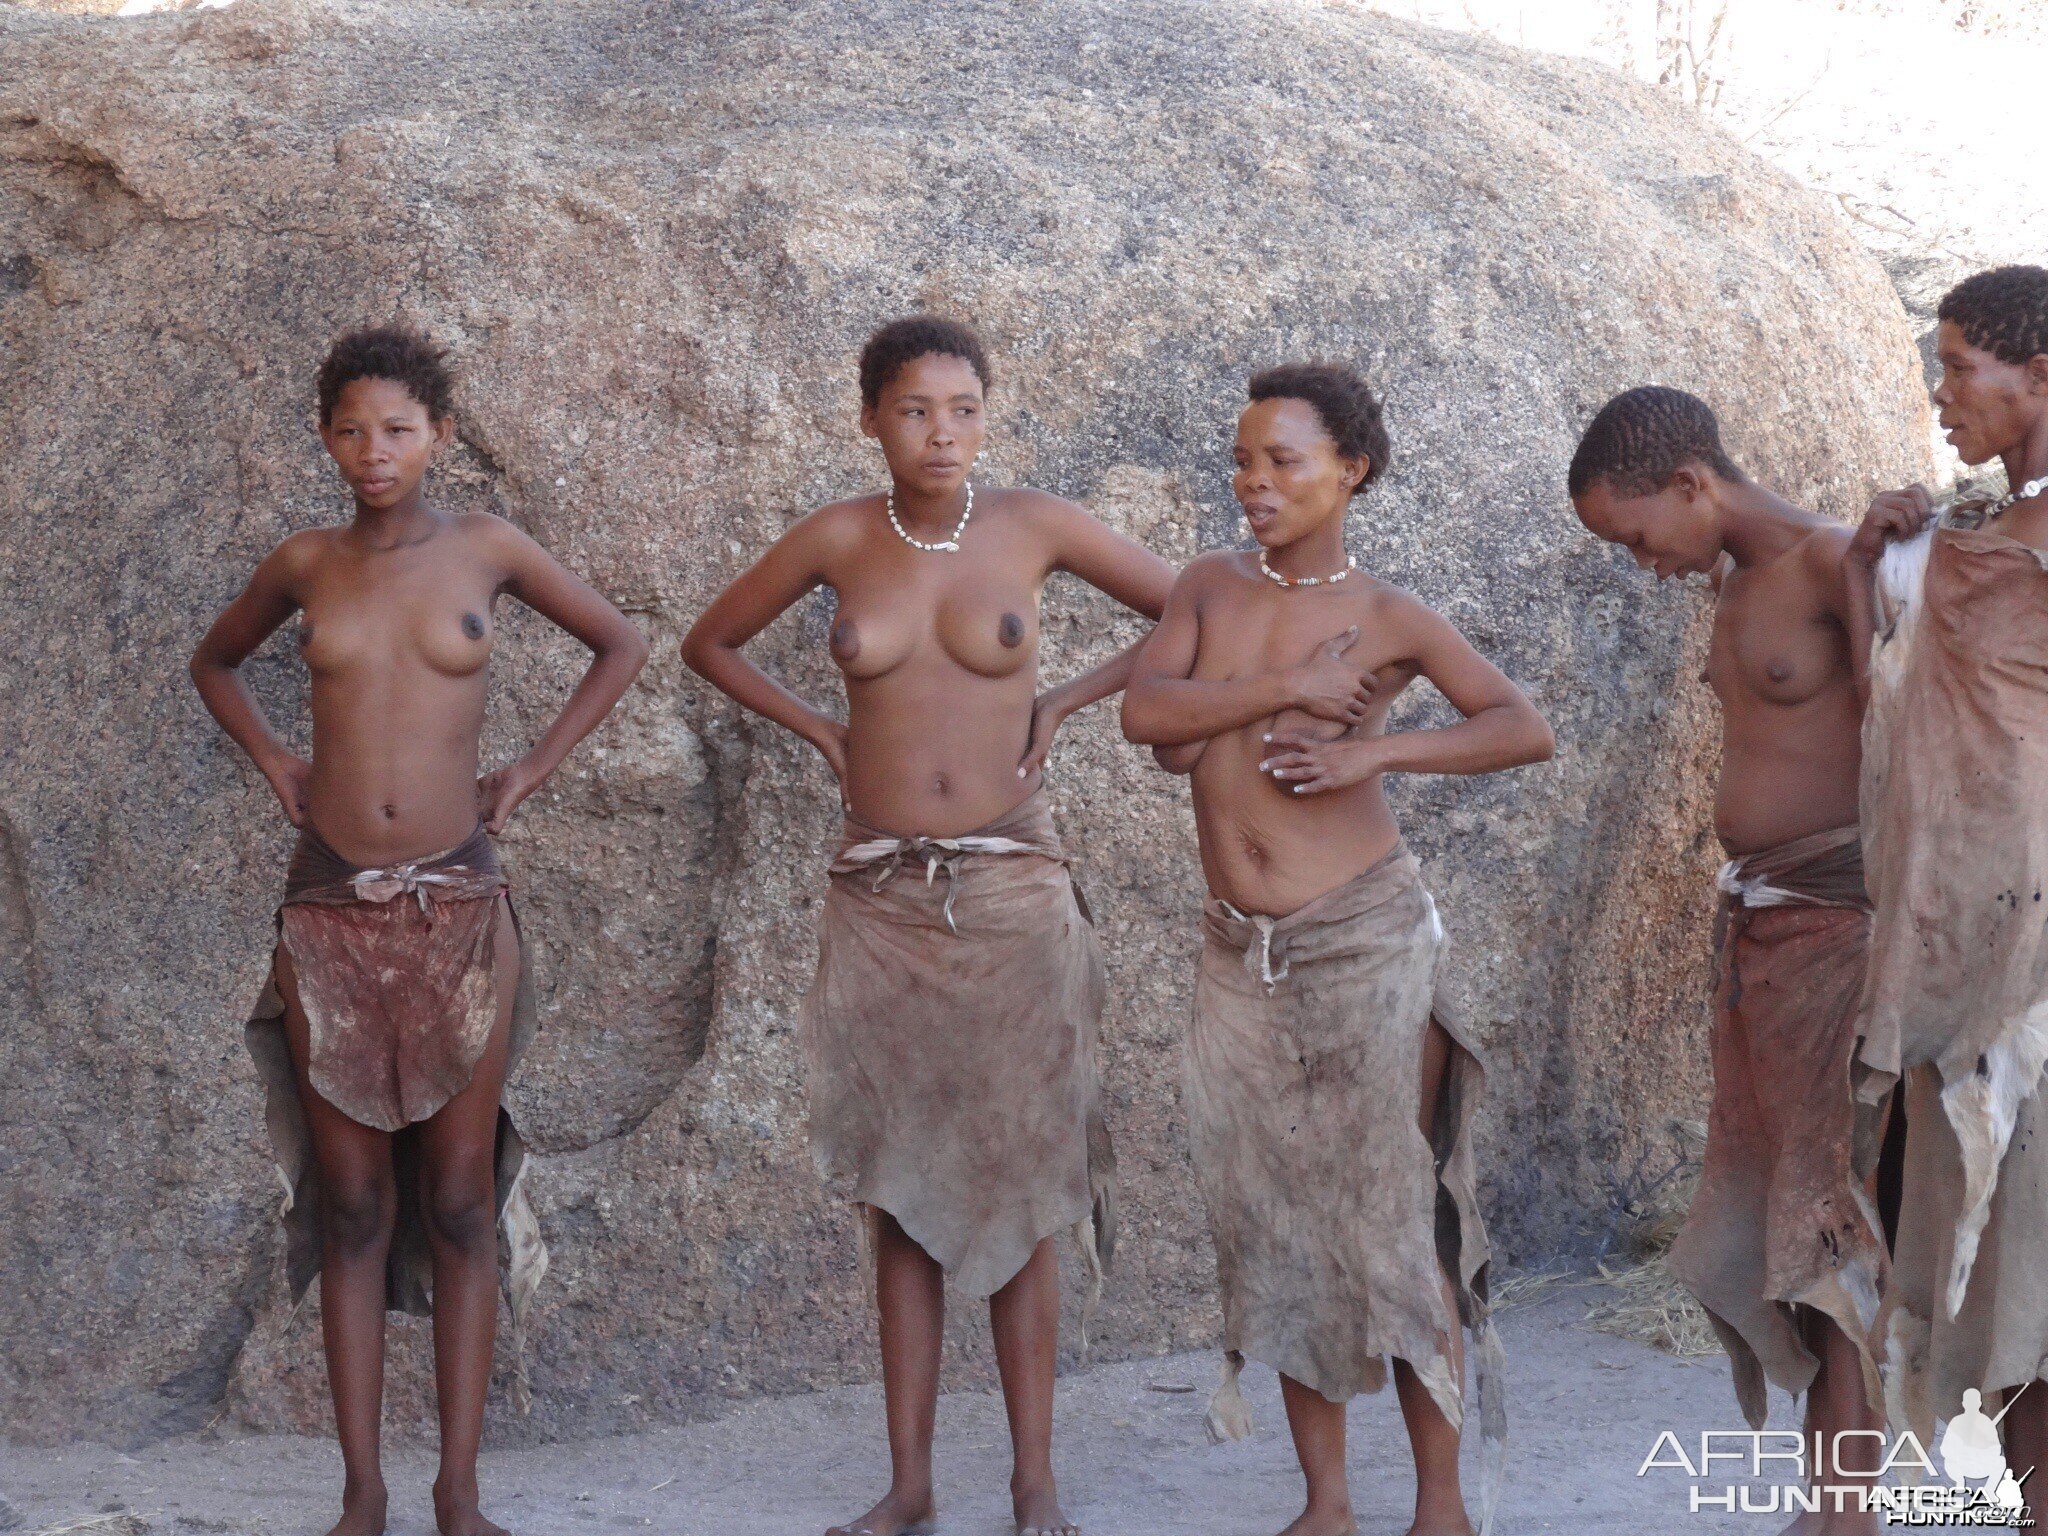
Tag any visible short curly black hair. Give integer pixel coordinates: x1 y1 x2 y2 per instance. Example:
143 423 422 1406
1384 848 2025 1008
858 315 992 409
316 325 455 425
1938 265 2048 366
1567 386 1743 499
1246 361 1391 494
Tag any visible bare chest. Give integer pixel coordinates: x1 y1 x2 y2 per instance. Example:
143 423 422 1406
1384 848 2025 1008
298 555 498 682
826 534 1044 684
1706 566 1846 710
1192 583 1393 680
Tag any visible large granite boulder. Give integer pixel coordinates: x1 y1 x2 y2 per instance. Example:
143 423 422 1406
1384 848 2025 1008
0 0 1928 1444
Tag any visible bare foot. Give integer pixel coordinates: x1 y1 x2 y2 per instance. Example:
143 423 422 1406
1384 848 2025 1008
1277 1505 1356 1536
1015 1473 1080 1536
1401 1514 1474 1536
826 1485 937 1536
432 1475 510 1536
325 1477 387 1536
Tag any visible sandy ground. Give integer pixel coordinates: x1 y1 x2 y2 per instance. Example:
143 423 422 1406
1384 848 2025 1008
0 1283 1807 1536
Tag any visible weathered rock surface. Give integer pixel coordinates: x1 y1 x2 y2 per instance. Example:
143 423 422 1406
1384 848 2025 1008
0 0 1927 1445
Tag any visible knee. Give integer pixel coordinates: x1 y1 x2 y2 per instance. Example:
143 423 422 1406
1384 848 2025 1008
322 1177 396 1259
422 1175 496 1257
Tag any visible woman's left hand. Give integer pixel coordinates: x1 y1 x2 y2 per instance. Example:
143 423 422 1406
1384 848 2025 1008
1259 731 1384 795
1019 689 1075 779
478 757 545 833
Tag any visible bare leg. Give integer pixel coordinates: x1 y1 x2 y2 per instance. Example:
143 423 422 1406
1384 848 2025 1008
828 1209 941 1536
1394 1316 1474 1536
1399 1019 1474 1536
278 951 395 1536
1278 1374 1356 1536
1780 1311 1883 1535
418 900 518 1536
989 1237 1074 1535
1781 1084 1894 1535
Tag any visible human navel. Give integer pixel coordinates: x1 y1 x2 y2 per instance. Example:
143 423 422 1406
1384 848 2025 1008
998 612 1025 648
381 803 398 820
462 612 485 640
932 772 951 796
830 619 860 661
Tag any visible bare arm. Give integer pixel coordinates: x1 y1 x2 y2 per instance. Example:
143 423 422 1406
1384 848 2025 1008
1263 594 1554 794
188 534 319 825
1017 498 1179 773
479 519 652 831
1120 558 1373 747
681 509 852 781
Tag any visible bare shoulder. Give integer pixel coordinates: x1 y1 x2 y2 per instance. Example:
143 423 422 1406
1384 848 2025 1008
987 484 1097 544
261 526 339 594
1796 522 1855 579
1177 548 1255 601
997 485 1087 519
451 509 553 584
272 525 337 569
791 494 882 561
1354 577 1459 663
454 508 533 551
1357 574 1435 628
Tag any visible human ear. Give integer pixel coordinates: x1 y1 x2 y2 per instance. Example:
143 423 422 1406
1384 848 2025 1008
2025 353 2048 396
858 403 879 440
431 413 456 449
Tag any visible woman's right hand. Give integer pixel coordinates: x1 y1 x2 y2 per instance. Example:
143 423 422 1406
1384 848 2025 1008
263 752 314 828
1849 484 1935 566
1285 628 1375 725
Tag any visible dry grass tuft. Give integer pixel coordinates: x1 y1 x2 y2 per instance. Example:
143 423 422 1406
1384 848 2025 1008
1585 1256 1723 1357
28 1514 154 1535
1580 1116 1721 1357
1488 1265 1574 1315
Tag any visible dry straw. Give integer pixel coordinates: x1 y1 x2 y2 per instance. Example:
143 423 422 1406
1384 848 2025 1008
1583 1118 1721 1358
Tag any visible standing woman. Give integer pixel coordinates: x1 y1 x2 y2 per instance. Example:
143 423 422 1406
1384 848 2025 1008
1122 363 1546 1536
1851 265 2048 1489
191 326 649 1536
683 315 1173 1536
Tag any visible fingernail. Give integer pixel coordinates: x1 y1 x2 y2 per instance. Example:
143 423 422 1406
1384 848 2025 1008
1258 760 1270 771
1018 767 1027 778
1261 733 1271 742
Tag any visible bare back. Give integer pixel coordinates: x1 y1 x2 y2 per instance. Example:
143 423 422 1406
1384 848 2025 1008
1707 527 1863 855
1185 557 1417 915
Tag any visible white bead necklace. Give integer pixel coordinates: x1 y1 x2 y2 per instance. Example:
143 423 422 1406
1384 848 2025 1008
887 483 973 553
1991 474 2048 516
1259 550 1357 588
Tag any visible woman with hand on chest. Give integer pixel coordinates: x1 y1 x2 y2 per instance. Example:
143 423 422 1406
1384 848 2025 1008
683 315 1173 1536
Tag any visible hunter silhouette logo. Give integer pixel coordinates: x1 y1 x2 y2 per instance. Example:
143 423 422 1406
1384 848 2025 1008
1639 1382 2036 1525
1936 1388 2034 1519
